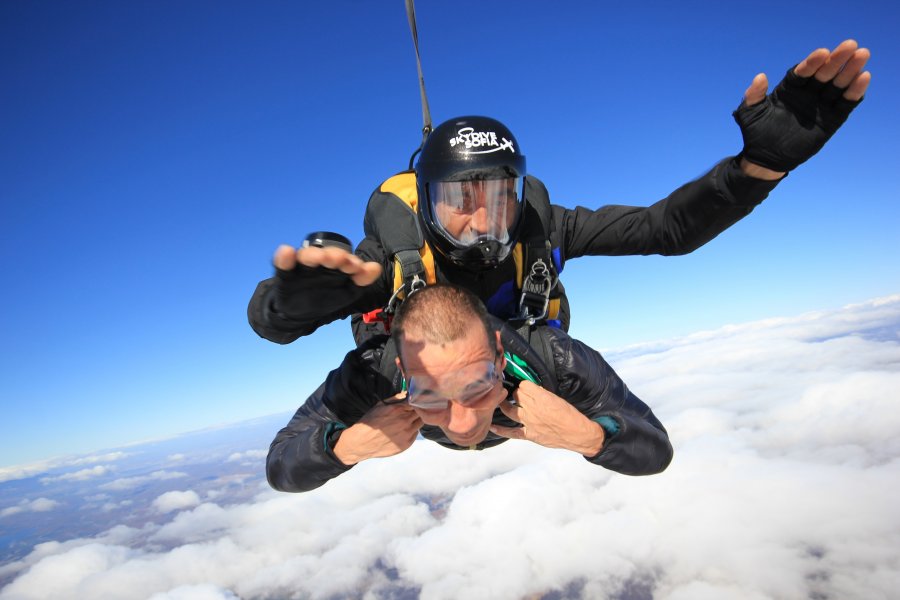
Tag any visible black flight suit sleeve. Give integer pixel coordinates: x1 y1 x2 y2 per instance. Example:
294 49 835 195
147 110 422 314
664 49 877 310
266 339 395 492
248 237 393 344
544 328 673 475
553 156 782 262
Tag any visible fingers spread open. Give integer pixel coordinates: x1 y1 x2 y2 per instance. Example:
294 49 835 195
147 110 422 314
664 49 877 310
350 262 383 286
843 70 871 102
793 47 830 78
295 245 325 268
317 246 354 269
813 40 859 83
273 245 298 270
832 47 870 88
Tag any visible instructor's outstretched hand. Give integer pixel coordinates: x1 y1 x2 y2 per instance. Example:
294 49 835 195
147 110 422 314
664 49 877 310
735 39 871 180
273 244 382 287
270 244 383 321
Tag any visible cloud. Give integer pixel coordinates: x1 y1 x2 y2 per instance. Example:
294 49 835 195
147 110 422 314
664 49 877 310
2 296 899 599
1 498 60 518
69 452 129 466
99 471 187 491
0 452 128 483
226 449 267 463
40 465 112 483
100 500 133 513
152 491 201 514
148 585 240 600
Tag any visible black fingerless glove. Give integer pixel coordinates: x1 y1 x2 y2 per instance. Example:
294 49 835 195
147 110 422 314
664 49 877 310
272 264 370 322
733 66 863 172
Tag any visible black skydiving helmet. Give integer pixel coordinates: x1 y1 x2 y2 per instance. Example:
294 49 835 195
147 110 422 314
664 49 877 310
415 116 526 270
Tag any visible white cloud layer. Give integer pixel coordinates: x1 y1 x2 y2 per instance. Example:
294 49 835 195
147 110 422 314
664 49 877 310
0 452 128 484
0 498 60 519
40 465 112 483
226 449 267 463
99 470 188 491
153 491 202 514
2 296 899 599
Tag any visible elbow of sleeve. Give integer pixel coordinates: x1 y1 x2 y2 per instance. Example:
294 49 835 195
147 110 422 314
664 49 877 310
265 450 294 492
587 429 674 476
266 456 326 494
645 439 674 475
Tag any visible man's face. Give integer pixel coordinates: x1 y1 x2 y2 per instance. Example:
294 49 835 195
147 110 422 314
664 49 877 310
432 178 518 243
398 327 507 447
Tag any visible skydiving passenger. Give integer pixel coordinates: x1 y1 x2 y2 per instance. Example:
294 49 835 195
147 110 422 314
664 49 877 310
266 284 672 493
248 40 871 348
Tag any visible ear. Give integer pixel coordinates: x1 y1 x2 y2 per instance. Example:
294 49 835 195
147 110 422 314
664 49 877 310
495 330 505 366
395 356 405 378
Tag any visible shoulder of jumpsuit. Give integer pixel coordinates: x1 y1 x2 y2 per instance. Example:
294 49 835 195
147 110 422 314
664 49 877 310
516 321 610 400
524 174 573 268
325 333 400 413
490 315 559 392
538 325 630 415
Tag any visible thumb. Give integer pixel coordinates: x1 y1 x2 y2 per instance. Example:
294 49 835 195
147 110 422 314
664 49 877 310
743 73 768 106
497 400 521 423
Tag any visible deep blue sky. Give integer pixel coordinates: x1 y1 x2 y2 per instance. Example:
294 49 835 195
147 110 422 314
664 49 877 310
2 0 898 467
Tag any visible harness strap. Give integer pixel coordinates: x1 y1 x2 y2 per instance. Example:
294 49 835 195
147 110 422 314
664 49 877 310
391 248 433 303
515 184 560 324
518 256 552 322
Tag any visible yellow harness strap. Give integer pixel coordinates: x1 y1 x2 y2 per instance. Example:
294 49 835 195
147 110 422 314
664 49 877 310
382 173 436 298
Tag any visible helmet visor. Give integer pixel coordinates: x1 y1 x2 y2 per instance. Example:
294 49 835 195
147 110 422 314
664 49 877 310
429 177 523 248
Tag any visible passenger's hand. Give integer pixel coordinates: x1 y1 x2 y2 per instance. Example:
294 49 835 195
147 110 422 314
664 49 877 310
734 39 871 178
273 244 382 287
332 396 422 465
490 381 605 457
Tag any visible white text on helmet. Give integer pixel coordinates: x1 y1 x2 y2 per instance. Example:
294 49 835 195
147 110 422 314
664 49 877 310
449 127 516 154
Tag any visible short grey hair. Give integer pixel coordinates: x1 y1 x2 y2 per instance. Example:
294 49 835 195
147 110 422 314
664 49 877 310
391 283 497 364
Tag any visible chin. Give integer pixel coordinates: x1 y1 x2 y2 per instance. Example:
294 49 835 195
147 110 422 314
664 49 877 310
448 430 488 446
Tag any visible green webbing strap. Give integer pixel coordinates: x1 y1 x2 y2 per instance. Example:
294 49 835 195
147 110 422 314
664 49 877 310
503 352 541 385
503 350 618 440
405 0 432 168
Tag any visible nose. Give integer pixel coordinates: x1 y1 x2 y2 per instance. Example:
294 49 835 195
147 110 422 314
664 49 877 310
468 205 490 234
446 401 479 436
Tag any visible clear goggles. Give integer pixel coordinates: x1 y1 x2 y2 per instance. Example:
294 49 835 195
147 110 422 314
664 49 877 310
405 357 503 410
429 177 523 247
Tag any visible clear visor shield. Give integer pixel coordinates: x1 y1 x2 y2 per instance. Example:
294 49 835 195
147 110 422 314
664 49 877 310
429 177 522 248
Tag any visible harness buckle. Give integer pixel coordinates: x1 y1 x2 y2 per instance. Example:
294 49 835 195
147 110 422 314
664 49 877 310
382 274 428 329
517 259 552 325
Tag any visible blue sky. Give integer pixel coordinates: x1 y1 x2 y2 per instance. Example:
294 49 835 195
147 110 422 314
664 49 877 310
2 0 898 468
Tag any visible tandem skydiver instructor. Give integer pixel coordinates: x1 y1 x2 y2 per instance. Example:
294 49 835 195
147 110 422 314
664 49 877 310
248 40 871 346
